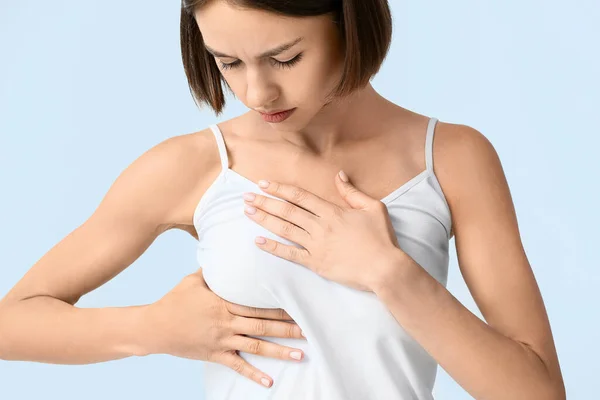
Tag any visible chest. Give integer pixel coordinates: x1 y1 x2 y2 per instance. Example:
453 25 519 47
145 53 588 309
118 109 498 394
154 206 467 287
193 173 451 310
225 136 424 208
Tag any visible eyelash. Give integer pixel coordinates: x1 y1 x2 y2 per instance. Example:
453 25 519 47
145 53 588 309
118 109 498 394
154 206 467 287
218 53 303 71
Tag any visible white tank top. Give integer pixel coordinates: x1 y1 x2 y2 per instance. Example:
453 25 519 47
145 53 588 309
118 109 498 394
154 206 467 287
193 117 452 399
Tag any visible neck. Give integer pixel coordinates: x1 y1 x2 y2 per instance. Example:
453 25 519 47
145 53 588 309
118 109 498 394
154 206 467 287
250 83 394 156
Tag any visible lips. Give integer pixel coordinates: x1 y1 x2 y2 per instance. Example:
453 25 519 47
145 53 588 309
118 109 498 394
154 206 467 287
258 108 296 123
259 108 292 115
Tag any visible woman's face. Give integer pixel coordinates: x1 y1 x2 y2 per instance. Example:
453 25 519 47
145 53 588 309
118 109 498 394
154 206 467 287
194 1 345 130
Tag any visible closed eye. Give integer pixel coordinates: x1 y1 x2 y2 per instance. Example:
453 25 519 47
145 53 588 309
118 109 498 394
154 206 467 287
218 53 303 71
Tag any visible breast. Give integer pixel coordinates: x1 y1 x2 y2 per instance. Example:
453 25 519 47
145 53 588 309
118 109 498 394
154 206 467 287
197 221 284 308
197 206 416 341
194 175 317 308
194 172 451 308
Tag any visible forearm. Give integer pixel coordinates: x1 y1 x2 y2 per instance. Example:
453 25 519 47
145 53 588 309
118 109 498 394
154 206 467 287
0 296 151 364
373 251 562 400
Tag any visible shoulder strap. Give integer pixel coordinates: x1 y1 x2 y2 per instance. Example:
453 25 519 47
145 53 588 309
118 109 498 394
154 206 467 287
425 117 439 173
209 124 230 171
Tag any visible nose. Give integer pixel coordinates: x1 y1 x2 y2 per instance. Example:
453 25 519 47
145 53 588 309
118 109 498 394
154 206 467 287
244 68 279 110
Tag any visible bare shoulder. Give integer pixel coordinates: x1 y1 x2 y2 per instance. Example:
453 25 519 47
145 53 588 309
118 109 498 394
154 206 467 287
429 120 503 238
433 120 497 160
432 121 502 192
149 127 223 238
75 126 223 239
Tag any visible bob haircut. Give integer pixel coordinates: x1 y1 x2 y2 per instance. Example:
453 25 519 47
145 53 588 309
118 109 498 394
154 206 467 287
180 0 392 116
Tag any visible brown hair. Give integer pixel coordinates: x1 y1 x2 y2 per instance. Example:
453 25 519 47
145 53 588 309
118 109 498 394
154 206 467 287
180 0 392 115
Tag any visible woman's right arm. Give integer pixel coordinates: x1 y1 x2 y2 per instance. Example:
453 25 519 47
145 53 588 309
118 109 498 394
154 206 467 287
0 132 212 364
0 130 306 388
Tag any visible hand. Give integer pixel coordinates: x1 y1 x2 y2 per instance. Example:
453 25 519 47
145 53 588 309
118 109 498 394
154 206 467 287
243 171 407 292
144 268 306 388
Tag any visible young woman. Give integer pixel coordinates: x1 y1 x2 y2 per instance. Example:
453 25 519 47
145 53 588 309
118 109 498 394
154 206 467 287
0 0 565 399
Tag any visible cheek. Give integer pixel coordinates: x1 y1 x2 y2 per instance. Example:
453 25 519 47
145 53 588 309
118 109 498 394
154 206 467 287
294 59 340 102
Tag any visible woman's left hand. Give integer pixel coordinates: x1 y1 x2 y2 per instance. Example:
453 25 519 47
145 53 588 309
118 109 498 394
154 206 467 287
243 170 409 292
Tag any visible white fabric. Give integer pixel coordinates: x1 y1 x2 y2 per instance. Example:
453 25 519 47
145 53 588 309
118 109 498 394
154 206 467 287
193 118 452 399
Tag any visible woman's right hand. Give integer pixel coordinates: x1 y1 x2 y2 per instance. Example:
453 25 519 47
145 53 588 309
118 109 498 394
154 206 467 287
143 267 305 388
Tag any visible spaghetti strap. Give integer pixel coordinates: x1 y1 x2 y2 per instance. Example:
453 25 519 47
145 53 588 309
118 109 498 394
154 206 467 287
209 124 230 172
425 117 439 173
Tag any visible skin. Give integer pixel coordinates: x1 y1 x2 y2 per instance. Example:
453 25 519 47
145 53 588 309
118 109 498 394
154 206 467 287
0 0 564 396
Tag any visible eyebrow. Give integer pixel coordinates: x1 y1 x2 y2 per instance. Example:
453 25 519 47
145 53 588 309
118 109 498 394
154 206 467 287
204 36 304 59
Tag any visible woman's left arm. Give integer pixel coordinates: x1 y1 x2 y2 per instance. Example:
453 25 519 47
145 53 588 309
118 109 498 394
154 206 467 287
373 123 565 400
242 123 565 400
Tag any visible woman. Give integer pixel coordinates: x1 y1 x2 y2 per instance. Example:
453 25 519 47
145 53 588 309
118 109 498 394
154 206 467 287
0 0 565 399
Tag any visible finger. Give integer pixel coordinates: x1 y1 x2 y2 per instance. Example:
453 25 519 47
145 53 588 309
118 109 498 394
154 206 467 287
255 236 310 265
257 180 331 217
334 170 375 210
244 205 311 246
231 315 305 339
225 303 295 321
227 335 305 362
244 192 319 233
217 351 274 388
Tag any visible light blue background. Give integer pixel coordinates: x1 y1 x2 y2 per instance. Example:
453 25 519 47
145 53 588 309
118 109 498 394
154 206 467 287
1 1 598 399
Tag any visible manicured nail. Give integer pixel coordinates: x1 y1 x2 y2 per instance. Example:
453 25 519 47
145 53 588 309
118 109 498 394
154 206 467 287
338 170 349 183
255 236 267 244
261 377 271 387
243 192 256 201
245 206 257 215
290 351 302 360
258 180 270 188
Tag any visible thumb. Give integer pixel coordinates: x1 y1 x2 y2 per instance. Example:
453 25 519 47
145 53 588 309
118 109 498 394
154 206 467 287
335 170 376 210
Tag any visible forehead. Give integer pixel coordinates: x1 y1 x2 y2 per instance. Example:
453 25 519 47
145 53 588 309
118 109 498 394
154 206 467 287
194 1 334 56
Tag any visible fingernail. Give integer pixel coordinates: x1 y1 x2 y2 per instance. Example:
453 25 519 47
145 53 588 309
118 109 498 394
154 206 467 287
245 206 257 215
300 330 306 338
261 377 271 387
290 351 302 360
243 192 256 201
258 180 270 188
338 170 349 182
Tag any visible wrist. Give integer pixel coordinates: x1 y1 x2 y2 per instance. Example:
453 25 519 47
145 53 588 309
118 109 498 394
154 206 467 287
371 247 415 294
